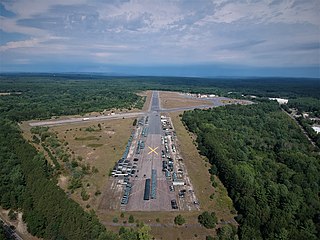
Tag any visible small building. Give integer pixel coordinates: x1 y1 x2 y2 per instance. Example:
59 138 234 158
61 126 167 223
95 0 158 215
269 98 288 104
312 126 320 134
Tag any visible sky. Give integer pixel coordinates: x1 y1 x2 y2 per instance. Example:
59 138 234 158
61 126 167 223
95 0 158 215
0 0 319 77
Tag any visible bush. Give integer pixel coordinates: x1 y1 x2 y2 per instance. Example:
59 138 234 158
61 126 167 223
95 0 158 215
174 214 185 225
209 193 215 199
81 188 90 201
112 217 118 223
8 209 17 220
198 211 217 229
128 215 134 223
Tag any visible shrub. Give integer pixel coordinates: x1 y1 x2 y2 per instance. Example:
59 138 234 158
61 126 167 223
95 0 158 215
174 214 185 225
198 211 217 229
81 188 90 201
128 215 134 223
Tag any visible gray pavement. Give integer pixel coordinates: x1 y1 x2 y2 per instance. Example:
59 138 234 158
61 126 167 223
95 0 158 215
29 111 146 127
126 91 176 211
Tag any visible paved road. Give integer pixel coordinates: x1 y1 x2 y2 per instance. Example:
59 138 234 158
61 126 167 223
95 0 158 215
0 217 23 240
29 91 235 127
281 108 318 149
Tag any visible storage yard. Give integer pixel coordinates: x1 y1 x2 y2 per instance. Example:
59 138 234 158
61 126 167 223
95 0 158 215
105 92 199 211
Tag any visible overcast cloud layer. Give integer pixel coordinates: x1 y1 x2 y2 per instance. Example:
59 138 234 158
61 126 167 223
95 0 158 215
0 0 319 77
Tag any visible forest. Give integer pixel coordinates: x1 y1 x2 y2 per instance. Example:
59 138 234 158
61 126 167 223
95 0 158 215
182 101 320 240
288 97 320 117
0 74 144 122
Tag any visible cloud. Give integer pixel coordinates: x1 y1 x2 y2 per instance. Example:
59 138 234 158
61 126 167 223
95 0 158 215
0 36 68 52
0 0 319 74
197 0 319 25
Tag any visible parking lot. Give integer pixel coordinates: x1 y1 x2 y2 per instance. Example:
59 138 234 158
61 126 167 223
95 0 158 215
107 92 199 211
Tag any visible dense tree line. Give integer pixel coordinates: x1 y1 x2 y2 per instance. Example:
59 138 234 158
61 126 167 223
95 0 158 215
0 75 144 122
182 102 320 240
296 117 320 148
288 98 320 117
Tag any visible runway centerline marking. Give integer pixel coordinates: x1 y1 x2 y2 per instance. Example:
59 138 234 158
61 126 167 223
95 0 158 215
148 146 159 155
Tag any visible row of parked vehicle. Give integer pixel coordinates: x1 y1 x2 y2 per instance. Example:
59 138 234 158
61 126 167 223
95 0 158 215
111 158 138 177
121 182 132 205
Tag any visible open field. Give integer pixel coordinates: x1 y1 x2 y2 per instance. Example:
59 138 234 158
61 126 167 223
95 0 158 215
53 118 135 209
21 118 135 210
160 91 214 109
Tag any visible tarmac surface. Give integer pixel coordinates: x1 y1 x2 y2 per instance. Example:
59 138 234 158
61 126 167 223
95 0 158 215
125 91 177 211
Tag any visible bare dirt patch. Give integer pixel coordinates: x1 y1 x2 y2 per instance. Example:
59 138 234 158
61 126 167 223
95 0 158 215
160 91 213 109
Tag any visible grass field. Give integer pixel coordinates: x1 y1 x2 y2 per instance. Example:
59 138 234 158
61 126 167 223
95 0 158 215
51 118 135 209
20 118 135 211
160 91 213 109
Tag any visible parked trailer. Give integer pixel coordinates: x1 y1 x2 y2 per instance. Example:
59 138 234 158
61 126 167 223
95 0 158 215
143 178 151 200
173 180 185 186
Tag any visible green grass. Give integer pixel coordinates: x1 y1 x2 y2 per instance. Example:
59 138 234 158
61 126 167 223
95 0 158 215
87 143 103 148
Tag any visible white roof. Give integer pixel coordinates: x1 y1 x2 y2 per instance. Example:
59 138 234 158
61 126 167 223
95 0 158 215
312 126 320 134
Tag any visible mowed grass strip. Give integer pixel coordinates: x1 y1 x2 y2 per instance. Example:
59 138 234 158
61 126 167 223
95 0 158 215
87 143 104 148
75 136 100 141
160 91 213 109
138 90 152 111
169 112 236 220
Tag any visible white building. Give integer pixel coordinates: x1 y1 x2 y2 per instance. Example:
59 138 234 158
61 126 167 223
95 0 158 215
269 98 289 104
312 126 320 134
